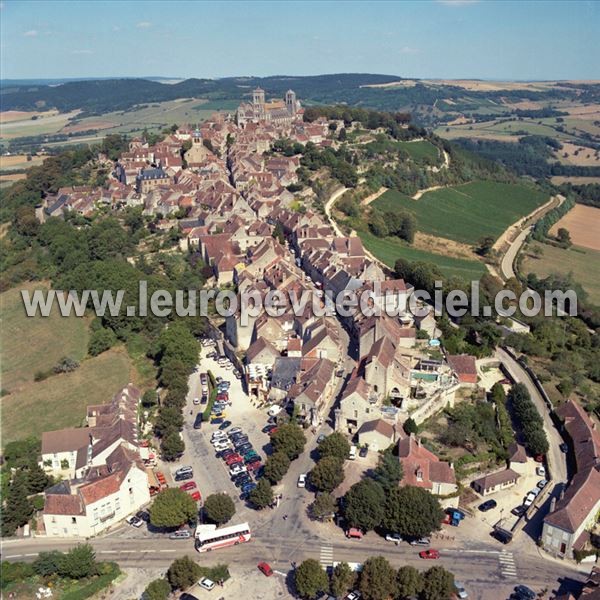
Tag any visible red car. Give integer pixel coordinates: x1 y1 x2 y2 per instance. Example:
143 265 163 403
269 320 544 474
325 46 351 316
246 460 262 472
179 481 197 491
225 453 243 465
189 490 202 502
216 393 229 401
419 549 440 559
269 427 279 436
257 562 273 577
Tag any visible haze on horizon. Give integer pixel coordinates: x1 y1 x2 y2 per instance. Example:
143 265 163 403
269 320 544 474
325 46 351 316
1 0 599 82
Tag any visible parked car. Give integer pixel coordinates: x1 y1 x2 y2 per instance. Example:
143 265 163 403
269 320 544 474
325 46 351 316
174 471 193 482
211 431 227 441
230 464 247 476
198 577 215 591
297 473 307 488
385 533 403 544
135 511 149 522
454 581 469 599
225 454 243 465
189 490 202 502
346 528 363 539
262 424 277 433
536 466 546 477
268 405 283 417
559 442 569 453
244 454 260 464
210 417 225 425
229 426 243 435
220 448 234 458
511 505 526 517
193 414 203 429
409 537 431 546
523 492 536 507
200 394 208 405
169 530 191 539
348 445 357 460
359 446 368 458
419 549 440 559
180 594 200 600
537 479 548 489
179 481 197 491
257 562 273 577
242 482 257 494
246 460 262 472
236 443 253 454
176 466 193 475
126 515 143 528
478 499 497 512
345 593 362 600
317 433 327 444
193 397 200 405
513 585 536 600
217 420 231 430
235 475 253 488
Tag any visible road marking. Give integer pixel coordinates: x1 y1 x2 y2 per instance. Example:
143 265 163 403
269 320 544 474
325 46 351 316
499 551 517 579
319 545 333 568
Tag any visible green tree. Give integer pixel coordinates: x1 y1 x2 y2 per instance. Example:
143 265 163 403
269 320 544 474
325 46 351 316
383 486 444 539
420 566 455 600
25 463 50 494
249 478 273 509
33 551 64 576
167 556 202 590
318 432 350 461
309 492 337 520
358 556 397 600
264 451 291 484
154 407 184 436
149 488 197 528
142 389 158 408
271 423 306 460
396 565 423 599
203 493 235 525
556 227 572 247
476 236 495 256
403 417 418 435
1 470 33 536
372 449 403 492
88 326 117 356
368 210 389 238
161 429 185 461
330 562 356 598
309 456 345 493
143 578 171 600
343 478 385 532
294 559 329 599
59 544 97 579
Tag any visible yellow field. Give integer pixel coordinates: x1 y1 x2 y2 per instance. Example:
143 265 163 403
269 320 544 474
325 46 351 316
0 154 46 170
549 204 600 251
0 109 60 124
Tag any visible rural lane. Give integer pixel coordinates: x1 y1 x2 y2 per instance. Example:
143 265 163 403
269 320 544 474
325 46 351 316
323 185 347 237
496 347 568 485
501 226 532 279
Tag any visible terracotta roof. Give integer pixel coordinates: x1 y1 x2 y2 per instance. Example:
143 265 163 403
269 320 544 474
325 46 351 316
44 493 85 516
78 469 126 505
398 434 456 488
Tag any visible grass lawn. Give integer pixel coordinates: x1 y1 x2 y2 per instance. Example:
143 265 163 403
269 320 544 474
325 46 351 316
372 181 548 245
522 241 600 306
397 140 440 162
1 347 132 445
0 282 89 394
361 231 486 280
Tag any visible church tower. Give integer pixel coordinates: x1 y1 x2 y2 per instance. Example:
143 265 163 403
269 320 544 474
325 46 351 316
285 89 297 116
253 87 265 119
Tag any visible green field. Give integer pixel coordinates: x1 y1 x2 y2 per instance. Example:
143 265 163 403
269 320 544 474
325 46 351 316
372 181 548 245
1 347 132 445
361 232 486 280
522 242 600 306
1 282 89 393
397 140 440 163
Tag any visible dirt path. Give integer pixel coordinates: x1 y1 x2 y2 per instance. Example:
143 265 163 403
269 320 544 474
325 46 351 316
360 186 388 206
323 185 348 237
412 184 446 200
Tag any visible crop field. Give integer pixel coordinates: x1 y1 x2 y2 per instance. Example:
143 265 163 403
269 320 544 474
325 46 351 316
361 231 486 280
371 181 548 245
0 154 46 170
1 347 132 445
0 110 80 141
522 241 600 306
397 140 440 162
0 282 90 394
549 204 600 251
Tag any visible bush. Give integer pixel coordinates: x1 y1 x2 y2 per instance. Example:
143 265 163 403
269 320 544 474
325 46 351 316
143 578 171 600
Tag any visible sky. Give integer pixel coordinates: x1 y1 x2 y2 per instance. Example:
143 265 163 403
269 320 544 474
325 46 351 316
1 0 599 81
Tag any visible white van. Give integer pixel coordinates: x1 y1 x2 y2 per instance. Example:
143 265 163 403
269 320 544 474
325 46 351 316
349 445 357 460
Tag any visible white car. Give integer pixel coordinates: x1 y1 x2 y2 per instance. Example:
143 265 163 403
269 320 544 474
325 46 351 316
199 576 215 590
297 474 307 488
523 492 536 507
214 441 232 452
345 592 361 600
385 533 403 544
529 487 541 497
230 464 247 476
126 515 143 528
193 397 200 405
228 427 243 435
537 479 548 489
536 466 546 477
455 582 468 599
268 405 283 417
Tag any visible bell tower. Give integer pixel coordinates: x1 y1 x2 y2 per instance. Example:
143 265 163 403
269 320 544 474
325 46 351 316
253 87 265 119
285 89 297 116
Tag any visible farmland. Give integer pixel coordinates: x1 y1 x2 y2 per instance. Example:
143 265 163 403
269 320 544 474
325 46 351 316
549 204 600 251
371 181 548 245
522 241 600 306
0 282 89 394
1 347 132 445
397 139 440 163
361 231 486 280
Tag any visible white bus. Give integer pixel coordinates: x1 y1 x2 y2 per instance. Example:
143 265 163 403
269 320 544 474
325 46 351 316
195 522 251 552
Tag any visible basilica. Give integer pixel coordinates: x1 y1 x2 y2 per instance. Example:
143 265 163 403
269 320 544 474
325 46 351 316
236 88 303 128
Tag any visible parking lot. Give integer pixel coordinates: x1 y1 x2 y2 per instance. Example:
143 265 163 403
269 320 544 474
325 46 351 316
181 342 273 519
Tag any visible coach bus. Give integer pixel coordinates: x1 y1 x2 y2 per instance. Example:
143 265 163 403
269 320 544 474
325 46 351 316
195 522 251 552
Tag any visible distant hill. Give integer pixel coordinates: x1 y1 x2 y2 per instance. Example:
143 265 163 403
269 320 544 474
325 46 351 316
0 73 406 115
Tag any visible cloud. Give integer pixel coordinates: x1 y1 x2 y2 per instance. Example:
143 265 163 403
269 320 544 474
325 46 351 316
23 29 38 37
136 21 152 28
72 49 93 55
400 46 419 55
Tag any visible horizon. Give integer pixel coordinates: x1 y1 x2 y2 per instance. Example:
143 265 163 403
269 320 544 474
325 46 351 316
1 0 599 81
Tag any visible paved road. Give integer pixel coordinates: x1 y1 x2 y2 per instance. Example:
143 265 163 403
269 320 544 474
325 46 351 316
496 347 568 485
501 226 532 280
